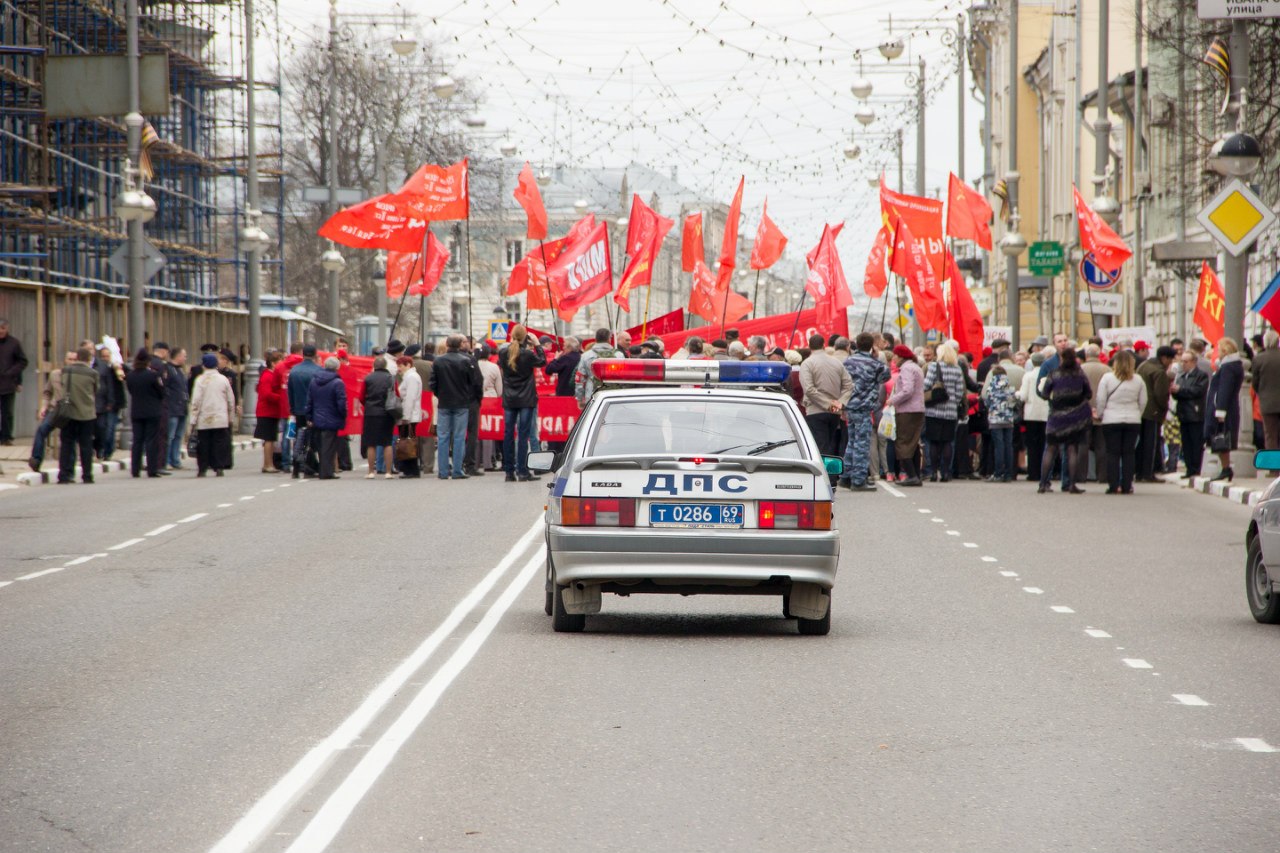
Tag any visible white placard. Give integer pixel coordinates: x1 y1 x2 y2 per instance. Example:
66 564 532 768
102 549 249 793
1098 325 1158 350
983 325 1012 347
1077 291 1124 316
1198 1 1280 19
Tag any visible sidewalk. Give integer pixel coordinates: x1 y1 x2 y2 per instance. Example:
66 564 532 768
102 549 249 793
1182 473 1270 508
4 436 263 486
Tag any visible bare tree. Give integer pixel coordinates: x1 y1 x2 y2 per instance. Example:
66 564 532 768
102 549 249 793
279 26 480 324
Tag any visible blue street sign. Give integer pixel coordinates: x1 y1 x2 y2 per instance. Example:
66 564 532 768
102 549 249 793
489 320 510 341
1079 252 1121 291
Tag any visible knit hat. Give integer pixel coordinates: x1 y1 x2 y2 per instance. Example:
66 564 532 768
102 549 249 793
892 344 916 361
201 353 217 368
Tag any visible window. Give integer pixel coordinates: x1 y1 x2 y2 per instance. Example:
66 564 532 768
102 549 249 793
446 236 461 269
589 399 801 458
503 238 524 270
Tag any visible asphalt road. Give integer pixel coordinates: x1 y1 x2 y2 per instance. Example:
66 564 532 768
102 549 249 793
2 453 1278 853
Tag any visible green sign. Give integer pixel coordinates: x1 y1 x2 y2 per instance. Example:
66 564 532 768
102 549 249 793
1028 241 1065 276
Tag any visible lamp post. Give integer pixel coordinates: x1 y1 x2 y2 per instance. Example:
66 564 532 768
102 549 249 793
1005 0 1023 348
241 0 265 433
326 0 341 344
124 0 146 352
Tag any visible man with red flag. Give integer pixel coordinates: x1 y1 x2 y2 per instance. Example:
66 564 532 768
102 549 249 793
945 173 994 251
688 260 751 325
716 177 745 293
749 200 787 270
804 223 853 335
1073 185 1132 273
512 162 547 241
891 216 948 332
615 195 674 312
682 212 704 272
946 250 984 359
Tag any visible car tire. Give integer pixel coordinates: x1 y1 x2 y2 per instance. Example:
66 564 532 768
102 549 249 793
544 561 554 616
1247 537 1280 624
796 593 831 636
551 572 586 633
781 594 791 619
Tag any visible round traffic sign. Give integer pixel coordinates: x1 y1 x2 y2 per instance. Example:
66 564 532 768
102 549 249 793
1079 253 1121 291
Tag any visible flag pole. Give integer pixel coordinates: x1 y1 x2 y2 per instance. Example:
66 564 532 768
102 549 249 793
465 217 474 341
788 289 808 349
879 288 891 333
539 239 560 340
894 275 905 342
751 269 761 320
720 275 732 339
641 277 653 339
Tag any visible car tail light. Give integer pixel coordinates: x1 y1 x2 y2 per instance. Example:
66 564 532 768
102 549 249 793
560 496 636 527
758 501 832 530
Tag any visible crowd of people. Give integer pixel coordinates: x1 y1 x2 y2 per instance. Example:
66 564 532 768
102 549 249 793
5 314 1273 497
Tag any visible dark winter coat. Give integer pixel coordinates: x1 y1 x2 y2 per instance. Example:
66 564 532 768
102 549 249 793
125 365 167 420
304 369 347 431
499 344 548 409
360 368 394 418
544 350 581 397
0 333 28 394
287 359 322 417
429 350 483 410
1172 366 1209 424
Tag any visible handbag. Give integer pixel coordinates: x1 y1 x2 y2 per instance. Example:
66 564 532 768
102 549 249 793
50 372 75 430
877 407 897 441
394 435 418 461
1209 427 1231 454
925 364 949 406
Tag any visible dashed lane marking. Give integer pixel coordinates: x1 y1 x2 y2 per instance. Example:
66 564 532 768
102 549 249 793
107 538 144 551
1123 658 1154 669
1173 694 1210 706
946 530 960 536
931 518 944 523
878 482 905 498
917 508 931 514
178 513 208 523
16 567 64 581
963 542 978 548
65 555 102 566
981 556 998 562
145 524 176 537
239 496 255 501
1050 606 1075 613
1085 628 1112 638
1023 587 1044 595
0 581 11 588
1000 571 1019 577
1236 738 1279 753
261 488 276 493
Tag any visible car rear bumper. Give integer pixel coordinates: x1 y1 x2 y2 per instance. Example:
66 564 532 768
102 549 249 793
547 526 839 589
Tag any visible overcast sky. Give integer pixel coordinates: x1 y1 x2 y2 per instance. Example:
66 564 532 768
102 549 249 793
273 0 984 289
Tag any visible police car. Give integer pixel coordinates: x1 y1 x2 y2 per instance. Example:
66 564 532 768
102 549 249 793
528 359 843 635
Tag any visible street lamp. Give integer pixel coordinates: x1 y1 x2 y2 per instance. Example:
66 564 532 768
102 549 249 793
391 31 417 57
866 176 881 188
463 115 486 128
855 105 876 127
432 74 457 99
878 37 904 61
1209 131 1263 178
536 169 551 187
851 77 873 100
574 198 589 215
499 139 518 157
115 171 157 224
844 144 861 161
321 247 347 273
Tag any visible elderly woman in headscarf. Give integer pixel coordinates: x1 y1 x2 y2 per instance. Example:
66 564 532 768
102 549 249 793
189 352 236 477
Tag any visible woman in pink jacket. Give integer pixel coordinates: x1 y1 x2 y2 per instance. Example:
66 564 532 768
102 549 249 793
886 344 925 486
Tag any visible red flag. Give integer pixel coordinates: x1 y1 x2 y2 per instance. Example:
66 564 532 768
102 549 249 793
657 307 847 354
863 225 891 299
716 176 745 292
804 224 854 335
893 217 948 332
880 178 945 278
806 222 844 267
687 260 751 324
1073 185 1132 273
513 161 547 240
625 308 685 340
615 195 674 311
547 221 613 315
945 172 994 251
749 199 787 270
681 212 704 272
413 230 450 297
387 231 451 299
396 158 469 221
318 193 424 252
1193 261 1226 345
508 215 596 311
946 250 985 358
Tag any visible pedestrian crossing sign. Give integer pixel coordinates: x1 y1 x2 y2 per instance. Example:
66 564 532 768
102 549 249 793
489 320 511 341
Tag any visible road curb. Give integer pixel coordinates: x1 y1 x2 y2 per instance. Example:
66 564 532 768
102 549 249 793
13 437 263 486
1185 475 1265 507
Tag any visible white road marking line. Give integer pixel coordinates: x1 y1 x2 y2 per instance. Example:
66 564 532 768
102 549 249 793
1050 606 1075 613
145 524 176 537
178 513 208 523
217 503 233 508
917 508 931 514
1173 694 1210 706
981 556 998 562
1000 571 1019 577
107 538 144 551
878 481 904 498
0 580 11 588
963 542 978 548
1022 587 1044 595
1085 628 1112 638
210 515 546 853
239 496 255 501
65 555 97 566
283 550 544 853
1236 738 1278 753
261 488 275 493
278 483 291 488
946 530 960 536
1123 658 1153 669
930 517 944 523
16 567 64 581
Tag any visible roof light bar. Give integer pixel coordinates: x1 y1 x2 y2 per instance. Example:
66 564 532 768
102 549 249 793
591 359 791 386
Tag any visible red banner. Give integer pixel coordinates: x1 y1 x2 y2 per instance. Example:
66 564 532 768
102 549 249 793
626 308 685 340
318 194 424 252
397 158 469 221
681 212 704 273
880 178 945 278
332 356 433 439
548 221 613 315
655 307 847 354
1193 261 1226 345
478 396 580 442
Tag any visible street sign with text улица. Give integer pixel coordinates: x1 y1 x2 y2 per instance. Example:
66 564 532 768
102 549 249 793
1198 1 1280 19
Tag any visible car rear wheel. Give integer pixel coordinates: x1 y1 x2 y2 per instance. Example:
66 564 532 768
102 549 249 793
1247 538 1280 624
796 593 831 636
551 570 586 633
544 561 554 616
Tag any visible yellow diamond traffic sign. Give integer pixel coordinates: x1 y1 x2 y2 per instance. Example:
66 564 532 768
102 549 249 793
1197 178 1276 257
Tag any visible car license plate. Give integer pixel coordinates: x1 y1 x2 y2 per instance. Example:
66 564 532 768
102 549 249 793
649 503 744 528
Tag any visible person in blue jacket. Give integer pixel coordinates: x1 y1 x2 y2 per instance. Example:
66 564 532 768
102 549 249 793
304 356 347 480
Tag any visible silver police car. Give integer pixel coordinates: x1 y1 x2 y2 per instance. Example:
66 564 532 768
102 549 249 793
1247 449 1280 623
528 359 842 635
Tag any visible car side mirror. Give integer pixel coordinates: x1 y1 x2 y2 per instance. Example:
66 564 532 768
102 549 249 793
823 456 844 476
528 450 557 473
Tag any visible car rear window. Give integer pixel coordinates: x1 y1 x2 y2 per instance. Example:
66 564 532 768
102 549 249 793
589 398 802 458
